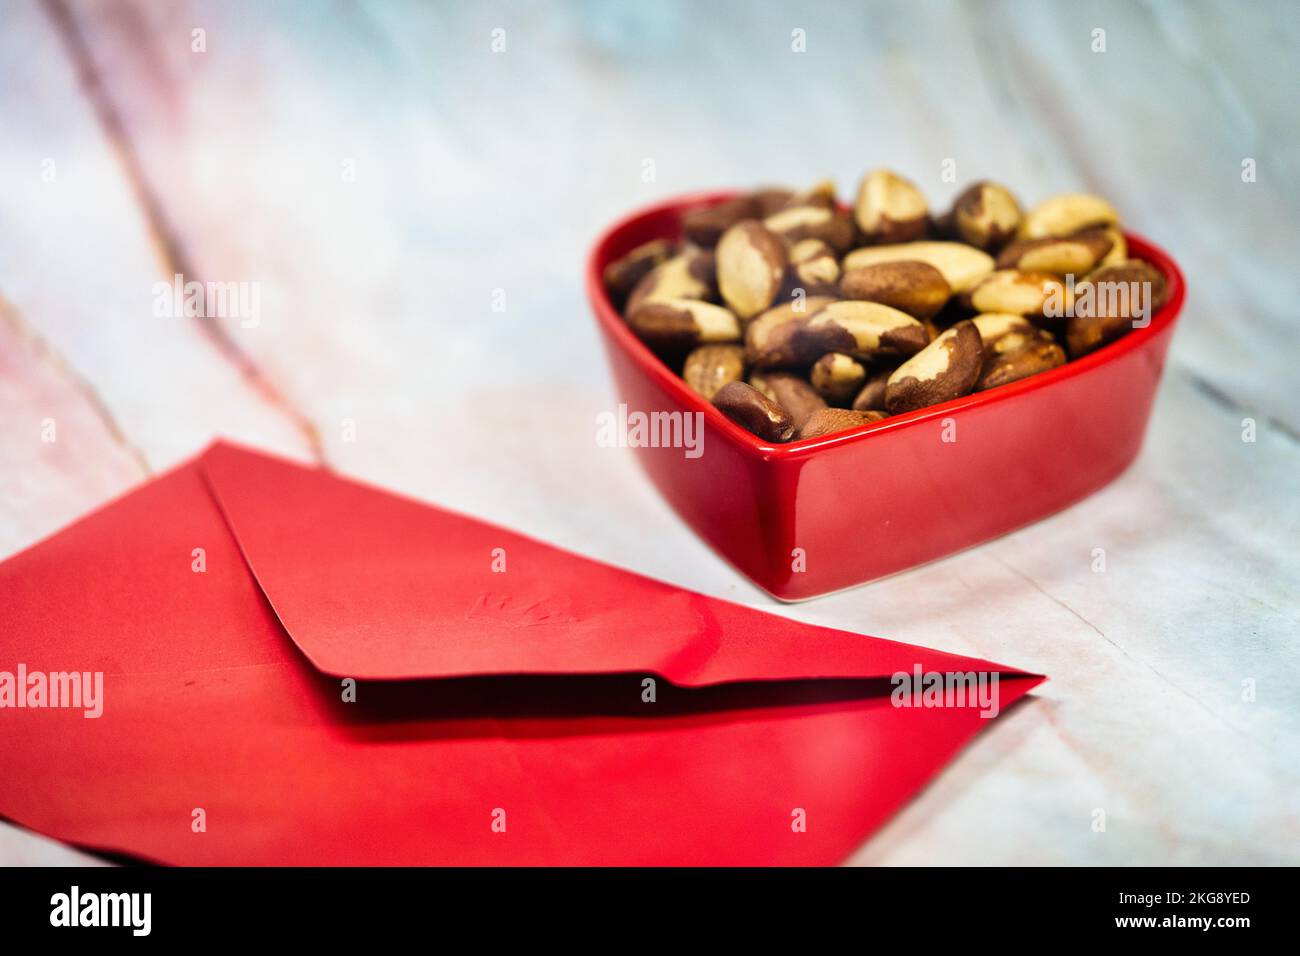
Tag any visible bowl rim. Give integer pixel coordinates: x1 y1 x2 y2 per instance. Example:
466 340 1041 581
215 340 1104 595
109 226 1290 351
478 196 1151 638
586 189 1187 464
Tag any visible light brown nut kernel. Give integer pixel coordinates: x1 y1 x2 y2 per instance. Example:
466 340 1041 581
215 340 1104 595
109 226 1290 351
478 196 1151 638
763 205 856 254
795 300 930 361
603 239 677 306
1017 193 1119 240
749 371 827 430
884 320 983 414
963 269 1073 318
995 227 1113 276
712 381 795 442
810 352 868 405
627 299 741 351
788 239 842 287
1092 224 1128 267
843 241 994 293
716 220 789 320
682 196 762 248
839 260 951 320
682 344 745 400
977 334 1065 391
970 312 1040 358
743 295 839 368
950 181 1022 251
797 407 888 440
625 250 716 315
854 169 929 244
851 365 895 411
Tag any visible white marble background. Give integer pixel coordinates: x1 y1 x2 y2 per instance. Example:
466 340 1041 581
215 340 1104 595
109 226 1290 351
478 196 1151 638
1 0 1297 865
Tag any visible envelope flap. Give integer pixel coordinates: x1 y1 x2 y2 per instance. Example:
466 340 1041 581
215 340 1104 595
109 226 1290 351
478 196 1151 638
198 441 1032 685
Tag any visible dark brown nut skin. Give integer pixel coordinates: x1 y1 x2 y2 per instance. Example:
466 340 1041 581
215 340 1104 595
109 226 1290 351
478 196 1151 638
977 334 1065 390
995 228 1113 276
795 300 931 362
839 260 951 320
1065 312 1131 358
744 296 838 368
682 344 745 400
625 250 717 316
797 407 888 440
682 196 762 248
712 381 795 442
749 187 797 217
763 205 857 254
603 239 677 307
1075 260 1169 317
949 181 1022 252
749 371 827 430
851 364 895 411
931 209 956 239
683 189 798 247
627 300 741 352
1088 224 1128 267
1066 260 1169 358
884 320 983 414
924 296 971 332
810 353 868 406
716 220 789 320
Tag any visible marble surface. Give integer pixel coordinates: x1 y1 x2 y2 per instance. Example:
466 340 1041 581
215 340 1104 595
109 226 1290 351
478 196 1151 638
1 0 1297 865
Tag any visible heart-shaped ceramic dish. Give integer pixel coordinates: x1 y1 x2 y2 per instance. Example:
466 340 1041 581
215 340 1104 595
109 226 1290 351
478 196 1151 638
586 191 1186 600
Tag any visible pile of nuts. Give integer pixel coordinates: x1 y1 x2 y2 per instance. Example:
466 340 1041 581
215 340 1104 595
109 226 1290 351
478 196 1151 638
603 170 1169 442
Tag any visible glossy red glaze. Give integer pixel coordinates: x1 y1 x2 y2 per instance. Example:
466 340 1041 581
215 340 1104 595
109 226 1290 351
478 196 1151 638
586 192 1186 601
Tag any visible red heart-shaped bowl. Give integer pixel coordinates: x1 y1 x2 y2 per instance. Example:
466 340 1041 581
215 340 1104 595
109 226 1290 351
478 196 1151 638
586 191 1186 600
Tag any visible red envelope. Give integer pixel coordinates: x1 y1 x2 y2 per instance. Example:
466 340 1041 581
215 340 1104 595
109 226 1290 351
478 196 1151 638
0 441 1042 865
